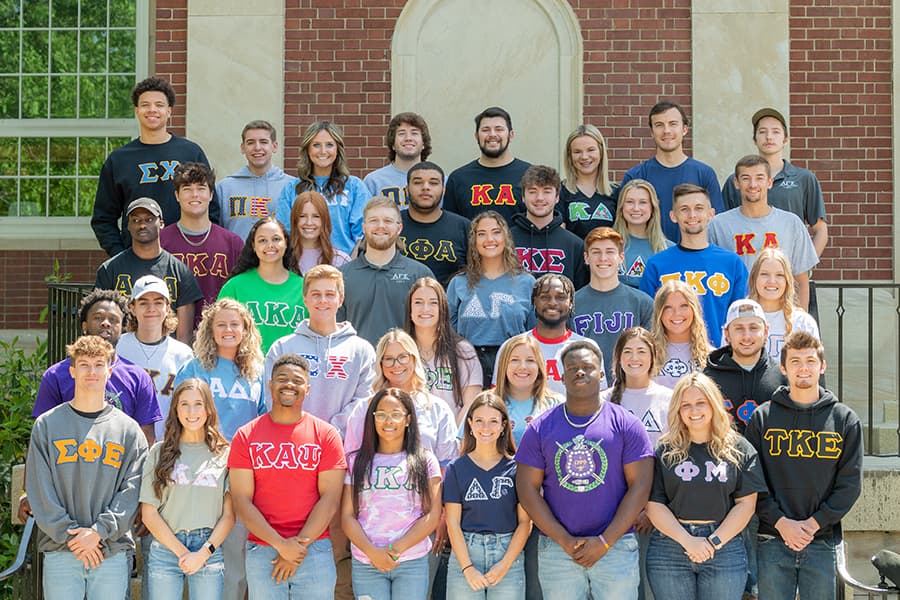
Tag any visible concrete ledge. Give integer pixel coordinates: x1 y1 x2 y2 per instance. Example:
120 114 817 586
844 456 900 532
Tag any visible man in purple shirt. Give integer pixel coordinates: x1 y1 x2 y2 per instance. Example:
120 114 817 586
516 340 653 600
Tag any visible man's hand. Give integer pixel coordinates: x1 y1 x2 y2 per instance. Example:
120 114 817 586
274 536 310 565
432 513 449 554
572 536 608 567
67 527 102 554
775 517 815 551
633 509 653 535
16 494 32 524
77 546 105 569
559 534 584 558
270 555 299 584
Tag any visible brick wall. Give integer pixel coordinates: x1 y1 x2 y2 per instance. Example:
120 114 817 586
154 0 189 136
789 0 893 281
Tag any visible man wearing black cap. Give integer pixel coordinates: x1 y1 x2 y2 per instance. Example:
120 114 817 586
95 197 202 343
721 108 828 257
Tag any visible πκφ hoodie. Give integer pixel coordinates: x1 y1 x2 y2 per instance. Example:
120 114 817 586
703 346 786 434
265 319 376 436
215 165 294 240
745 385 863 540
510 210 589 288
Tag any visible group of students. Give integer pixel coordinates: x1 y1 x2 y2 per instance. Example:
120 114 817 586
20 75 863 600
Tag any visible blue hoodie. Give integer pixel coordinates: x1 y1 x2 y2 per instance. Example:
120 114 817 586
216 165 294 240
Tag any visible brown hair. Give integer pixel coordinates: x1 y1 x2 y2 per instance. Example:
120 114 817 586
460 391 516 456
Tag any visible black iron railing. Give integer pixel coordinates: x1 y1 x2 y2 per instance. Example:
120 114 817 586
45 283 95 367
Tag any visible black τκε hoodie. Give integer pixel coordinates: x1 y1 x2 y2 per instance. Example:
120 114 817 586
510 210 589 288
745 385 863 541
704 346 786 434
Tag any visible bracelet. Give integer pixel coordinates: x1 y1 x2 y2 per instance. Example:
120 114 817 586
598 533 610 550
387 543 399 561
461 564 474 572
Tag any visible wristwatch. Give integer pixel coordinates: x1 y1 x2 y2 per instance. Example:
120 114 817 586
707 534 723 550
205 542 216 555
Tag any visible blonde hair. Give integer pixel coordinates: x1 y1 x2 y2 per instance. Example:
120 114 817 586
613 179 669 253
373 329 428 393
193 299 263 381
494 334 560 413
562 124 612 196
659 373 742 467
650 280 710 369
748 247 797 335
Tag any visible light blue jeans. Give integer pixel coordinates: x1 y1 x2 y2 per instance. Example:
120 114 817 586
447 531 525 600
352 554 429 599
43 549 128 600
537 533 639 600
757 534 836 600
245 538 335 600
147 527 224 600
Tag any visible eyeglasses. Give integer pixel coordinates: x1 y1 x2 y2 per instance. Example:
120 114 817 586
381 353 411 367
373 411 408 423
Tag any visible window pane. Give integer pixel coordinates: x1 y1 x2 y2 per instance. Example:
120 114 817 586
51 0 79 28
108 74 132 117
0 0 21 28
19 177 47 216
0 75 18 118
20 137 47 176
79 75 106 117
50 29 77 74
109 29 135 73
21 75 48 118
50 74 76 117
78 137 106 174
80 0 106 28
109 137 130 153
80 29 107 73
78 176 96 216
49 137 76 176
22 0 49 28
22 30 49 74
0 30 19 74
0 137 16 176
109 0 135 27
0 178 16 216
49 177 76 216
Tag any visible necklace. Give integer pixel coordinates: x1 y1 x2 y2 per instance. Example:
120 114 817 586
177 223 212 247
562 402 603 428
136 338 164 364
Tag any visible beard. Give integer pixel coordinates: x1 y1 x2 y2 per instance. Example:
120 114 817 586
366 234 398 252
479 139 510 159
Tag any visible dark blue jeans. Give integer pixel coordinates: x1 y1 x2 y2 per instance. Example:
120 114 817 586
646 523 745 600
757 534 836 600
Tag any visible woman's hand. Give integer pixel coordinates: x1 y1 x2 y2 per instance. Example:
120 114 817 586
682 536 714 563
463 565 490 591
367 546 398 572
178 550 208 575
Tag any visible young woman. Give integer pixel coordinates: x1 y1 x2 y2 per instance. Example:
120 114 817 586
289 190 352 274
645 373 765 600
140 378 234 600
444 391 530 599
748 247 820 361
447 211 535 384
560 124 617 238
613 179 673 289
405 277 483 424
275 120 371 255
342 388 443 599
218 216 306 353
650 281 710 390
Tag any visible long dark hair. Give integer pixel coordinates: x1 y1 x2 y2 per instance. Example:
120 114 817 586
350 388 432 515
460 391 516 456
609 327 659 405
294 120 349 198
404 277 474 409
230 216 293 277
153 379 229 500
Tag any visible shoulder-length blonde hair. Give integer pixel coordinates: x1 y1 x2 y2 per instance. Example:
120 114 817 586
613 178 669 253
659 372 742 467
494 334 559 414
193 298 263 381
562 124 612 197
650 280 710 369
373 329 428 393
289 190 337 273
464 211 523 289
748 247 797 334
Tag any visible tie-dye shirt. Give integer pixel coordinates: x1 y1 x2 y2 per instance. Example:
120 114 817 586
345 450 441 563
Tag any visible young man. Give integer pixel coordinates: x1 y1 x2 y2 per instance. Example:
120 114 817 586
95 197 203 343
492 274 589 395
216 120 295 240
92 76 216 256
400 161 470 287
704 299 785 434
573 227 653 383
745 332 862 600
229 354 346 600
443 106 532 225
115 275 194 442
709 154 819 310
510 165 589 288
337 196 434 345
640 184 748 346
265 264 376 435
721 108 828 256
26 335 148 599
516 340 653 600
620 101 724 243
160 162 244 326
363 112 432 210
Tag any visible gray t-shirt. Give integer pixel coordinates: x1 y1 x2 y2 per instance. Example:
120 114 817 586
363 164 409 209
722 159 827 227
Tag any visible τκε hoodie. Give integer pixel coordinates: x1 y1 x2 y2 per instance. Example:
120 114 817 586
509 211 589 288
703 346 786 434
745 385 863 541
